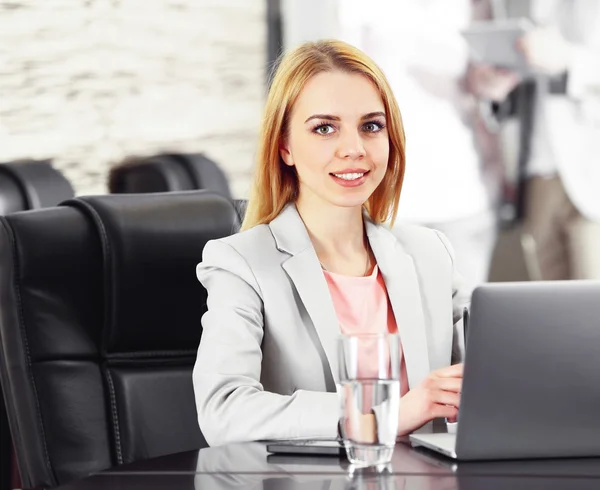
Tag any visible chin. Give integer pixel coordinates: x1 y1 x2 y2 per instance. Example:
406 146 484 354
329 193 371 209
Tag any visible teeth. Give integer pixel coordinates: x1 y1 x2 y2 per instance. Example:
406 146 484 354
333 172 365 181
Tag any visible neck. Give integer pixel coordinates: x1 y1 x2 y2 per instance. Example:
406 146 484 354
295 193 366 259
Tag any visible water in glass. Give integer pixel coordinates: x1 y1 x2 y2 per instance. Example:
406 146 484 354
338 333 401 467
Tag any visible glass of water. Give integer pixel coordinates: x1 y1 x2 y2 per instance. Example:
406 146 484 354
338 333 401 467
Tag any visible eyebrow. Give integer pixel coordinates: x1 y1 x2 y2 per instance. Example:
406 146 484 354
304 111 386 124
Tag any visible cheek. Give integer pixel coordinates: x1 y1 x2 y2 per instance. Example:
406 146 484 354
367 138 390 169
291 134 335 172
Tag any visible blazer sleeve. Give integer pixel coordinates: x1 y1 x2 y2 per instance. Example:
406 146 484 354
193 239 339 447
434 231 472 364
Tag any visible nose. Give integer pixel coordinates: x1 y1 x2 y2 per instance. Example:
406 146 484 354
336 129 366 160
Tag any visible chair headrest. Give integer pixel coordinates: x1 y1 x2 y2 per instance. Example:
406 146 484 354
0 160 74 209
169 153 232 199
63 190 239 355
108 156 196 193
108 154 231 198
0 170 27 214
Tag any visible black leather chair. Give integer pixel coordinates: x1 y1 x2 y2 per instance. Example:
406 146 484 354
107 153 248 222
0 191 240 489
108 153 232 199
0 159 75 490
0 401 10 490
0 159 74 214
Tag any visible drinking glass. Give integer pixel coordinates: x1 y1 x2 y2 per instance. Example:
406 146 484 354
338 333 401 467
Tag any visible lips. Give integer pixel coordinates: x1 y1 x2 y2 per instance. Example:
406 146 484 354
329 169 370 188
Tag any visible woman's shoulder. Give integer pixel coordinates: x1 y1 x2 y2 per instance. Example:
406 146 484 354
204 223 277 259
198 224 277 290
379 222 454 262
386 222 438 240
379 221 441 245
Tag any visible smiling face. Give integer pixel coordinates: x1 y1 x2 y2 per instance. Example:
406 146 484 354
279 70 390 211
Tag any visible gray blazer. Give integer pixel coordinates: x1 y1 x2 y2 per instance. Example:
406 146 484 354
193 204 471 446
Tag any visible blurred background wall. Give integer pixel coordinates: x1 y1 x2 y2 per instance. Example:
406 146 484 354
0 0 266 197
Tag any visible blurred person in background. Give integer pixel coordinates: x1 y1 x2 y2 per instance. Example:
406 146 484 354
486 0 600 280
282 0 521 287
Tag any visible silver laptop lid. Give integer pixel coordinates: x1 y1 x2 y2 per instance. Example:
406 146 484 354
456 281 600 460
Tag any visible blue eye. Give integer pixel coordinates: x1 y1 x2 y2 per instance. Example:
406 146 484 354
314 124 335 135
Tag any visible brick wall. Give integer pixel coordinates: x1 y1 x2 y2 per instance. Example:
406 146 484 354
0 0 266 197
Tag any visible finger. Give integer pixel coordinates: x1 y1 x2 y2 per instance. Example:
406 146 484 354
431 389 460 408
432 404 458 421
432 377 462 394
432 363 463 378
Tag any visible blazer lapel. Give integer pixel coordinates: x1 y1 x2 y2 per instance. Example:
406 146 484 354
270 204 341 386
365 219 431 389
269 205 431 389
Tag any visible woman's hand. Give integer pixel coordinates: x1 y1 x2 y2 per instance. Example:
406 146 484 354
398 363 463 436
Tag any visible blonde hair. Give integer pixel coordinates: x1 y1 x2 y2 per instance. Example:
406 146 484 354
241 39 406 231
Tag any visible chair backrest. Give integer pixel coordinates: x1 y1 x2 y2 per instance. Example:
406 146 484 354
0 191 240 488
108 154 232 199
0 398 10 490
0 159 75 490
0 160 74 214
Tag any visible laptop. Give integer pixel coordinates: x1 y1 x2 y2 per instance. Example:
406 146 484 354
410 280 600 460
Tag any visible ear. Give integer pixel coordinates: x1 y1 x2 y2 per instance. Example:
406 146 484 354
279 138 294 167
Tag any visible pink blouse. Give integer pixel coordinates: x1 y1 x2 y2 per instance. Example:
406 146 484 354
323 265 409 396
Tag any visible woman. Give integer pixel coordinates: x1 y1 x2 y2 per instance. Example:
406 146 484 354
193 40 469 447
